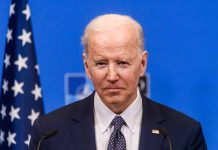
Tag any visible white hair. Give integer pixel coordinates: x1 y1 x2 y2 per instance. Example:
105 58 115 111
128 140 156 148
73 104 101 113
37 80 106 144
81 14 145 54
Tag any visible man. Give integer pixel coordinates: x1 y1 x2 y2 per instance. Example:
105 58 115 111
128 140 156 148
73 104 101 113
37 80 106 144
29 14 207 150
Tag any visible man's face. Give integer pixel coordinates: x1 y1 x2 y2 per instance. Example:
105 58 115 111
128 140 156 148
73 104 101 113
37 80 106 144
83 27 147 113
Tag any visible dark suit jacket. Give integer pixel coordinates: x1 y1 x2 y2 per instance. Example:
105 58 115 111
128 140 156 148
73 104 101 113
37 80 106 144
29 92 207 150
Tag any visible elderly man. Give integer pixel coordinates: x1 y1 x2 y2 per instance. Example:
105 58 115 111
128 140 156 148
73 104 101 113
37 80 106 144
29 14 207 150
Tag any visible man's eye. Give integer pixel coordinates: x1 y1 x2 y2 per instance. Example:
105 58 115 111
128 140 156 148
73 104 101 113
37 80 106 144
118 61 129 66
96 62 107 66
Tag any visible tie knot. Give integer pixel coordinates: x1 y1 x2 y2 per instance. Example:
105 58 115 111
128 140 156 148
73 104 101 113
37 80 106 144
111 116 125 131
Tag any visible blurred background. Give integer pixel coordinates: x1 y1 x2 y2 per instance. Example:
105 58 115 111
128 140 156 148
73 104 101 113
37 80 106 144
0 0 217 149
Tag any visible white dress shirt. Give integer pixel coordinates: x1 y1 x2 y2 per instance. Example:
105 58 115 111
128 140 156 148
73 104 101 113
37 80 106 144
94 88 143 150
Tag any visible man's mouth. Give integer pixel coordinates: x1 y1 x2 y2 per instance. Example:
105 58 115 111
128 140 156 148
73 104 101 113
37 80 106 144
103 87 124 92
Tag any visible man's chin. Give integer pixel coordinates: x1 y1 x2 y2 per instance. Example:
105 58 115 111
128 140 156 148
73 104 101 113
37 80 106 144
104 91 123 98
102 94 126 104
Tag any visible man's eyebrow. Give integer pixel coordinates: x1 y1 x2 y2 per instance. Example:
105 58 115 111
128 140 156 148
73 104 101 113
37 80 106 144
92 58 107 61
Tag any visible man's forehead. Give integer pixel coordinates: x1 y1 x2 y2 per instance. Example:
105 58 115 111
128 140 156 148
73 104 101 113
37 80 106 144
88 28 137 46
87 48 139 61
86 29 139 59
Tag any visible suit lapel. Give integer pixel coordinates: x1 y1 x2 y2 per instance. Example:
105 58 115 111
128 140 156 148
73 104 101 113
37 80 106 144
67 92 166 150
139 94 165 150
69 93 96 150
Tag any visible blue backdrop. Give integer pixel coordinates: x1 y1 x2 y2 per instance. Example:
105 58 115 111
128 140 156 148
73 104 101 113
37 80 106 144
0 0 217 149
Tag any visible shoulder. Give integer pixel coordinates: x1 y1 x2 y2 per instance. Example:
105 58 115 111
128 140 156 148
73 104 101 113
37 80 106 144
143 97 207 149
47 95 92 117
142 96 202 137
34 92 94 133
29 93 95 149
144 97 199 125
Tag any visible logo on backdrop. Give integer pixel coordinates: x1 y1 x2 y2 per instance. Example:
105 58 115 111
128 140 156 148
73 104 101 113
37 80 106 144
64 73 150 105
64 73 94 105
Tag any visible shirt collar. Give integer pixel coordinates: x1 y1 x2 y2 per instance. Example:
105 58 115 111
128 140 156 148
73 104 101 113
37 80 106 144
94 88 142 134
120 88 142 133
94 93 116 133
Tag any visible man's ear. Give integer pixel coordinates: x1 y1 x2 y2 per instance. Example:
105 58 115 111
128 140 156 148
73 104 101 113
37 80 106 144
82 53 92 79
140 50 148 77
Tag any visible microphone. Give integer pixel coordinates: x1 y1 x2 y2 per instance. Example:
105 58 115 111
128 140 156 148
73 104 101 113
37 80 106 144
37 130 58 150
152 127 173 150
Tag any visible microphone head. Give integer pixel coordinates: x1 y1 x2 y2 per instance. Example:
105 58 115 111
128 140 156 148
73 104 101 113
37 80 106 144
158 127 169 136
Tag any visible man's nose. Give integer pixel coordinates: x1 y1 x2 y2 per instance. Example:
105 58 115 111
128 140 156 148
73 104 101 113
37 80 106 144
106 64 119 82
